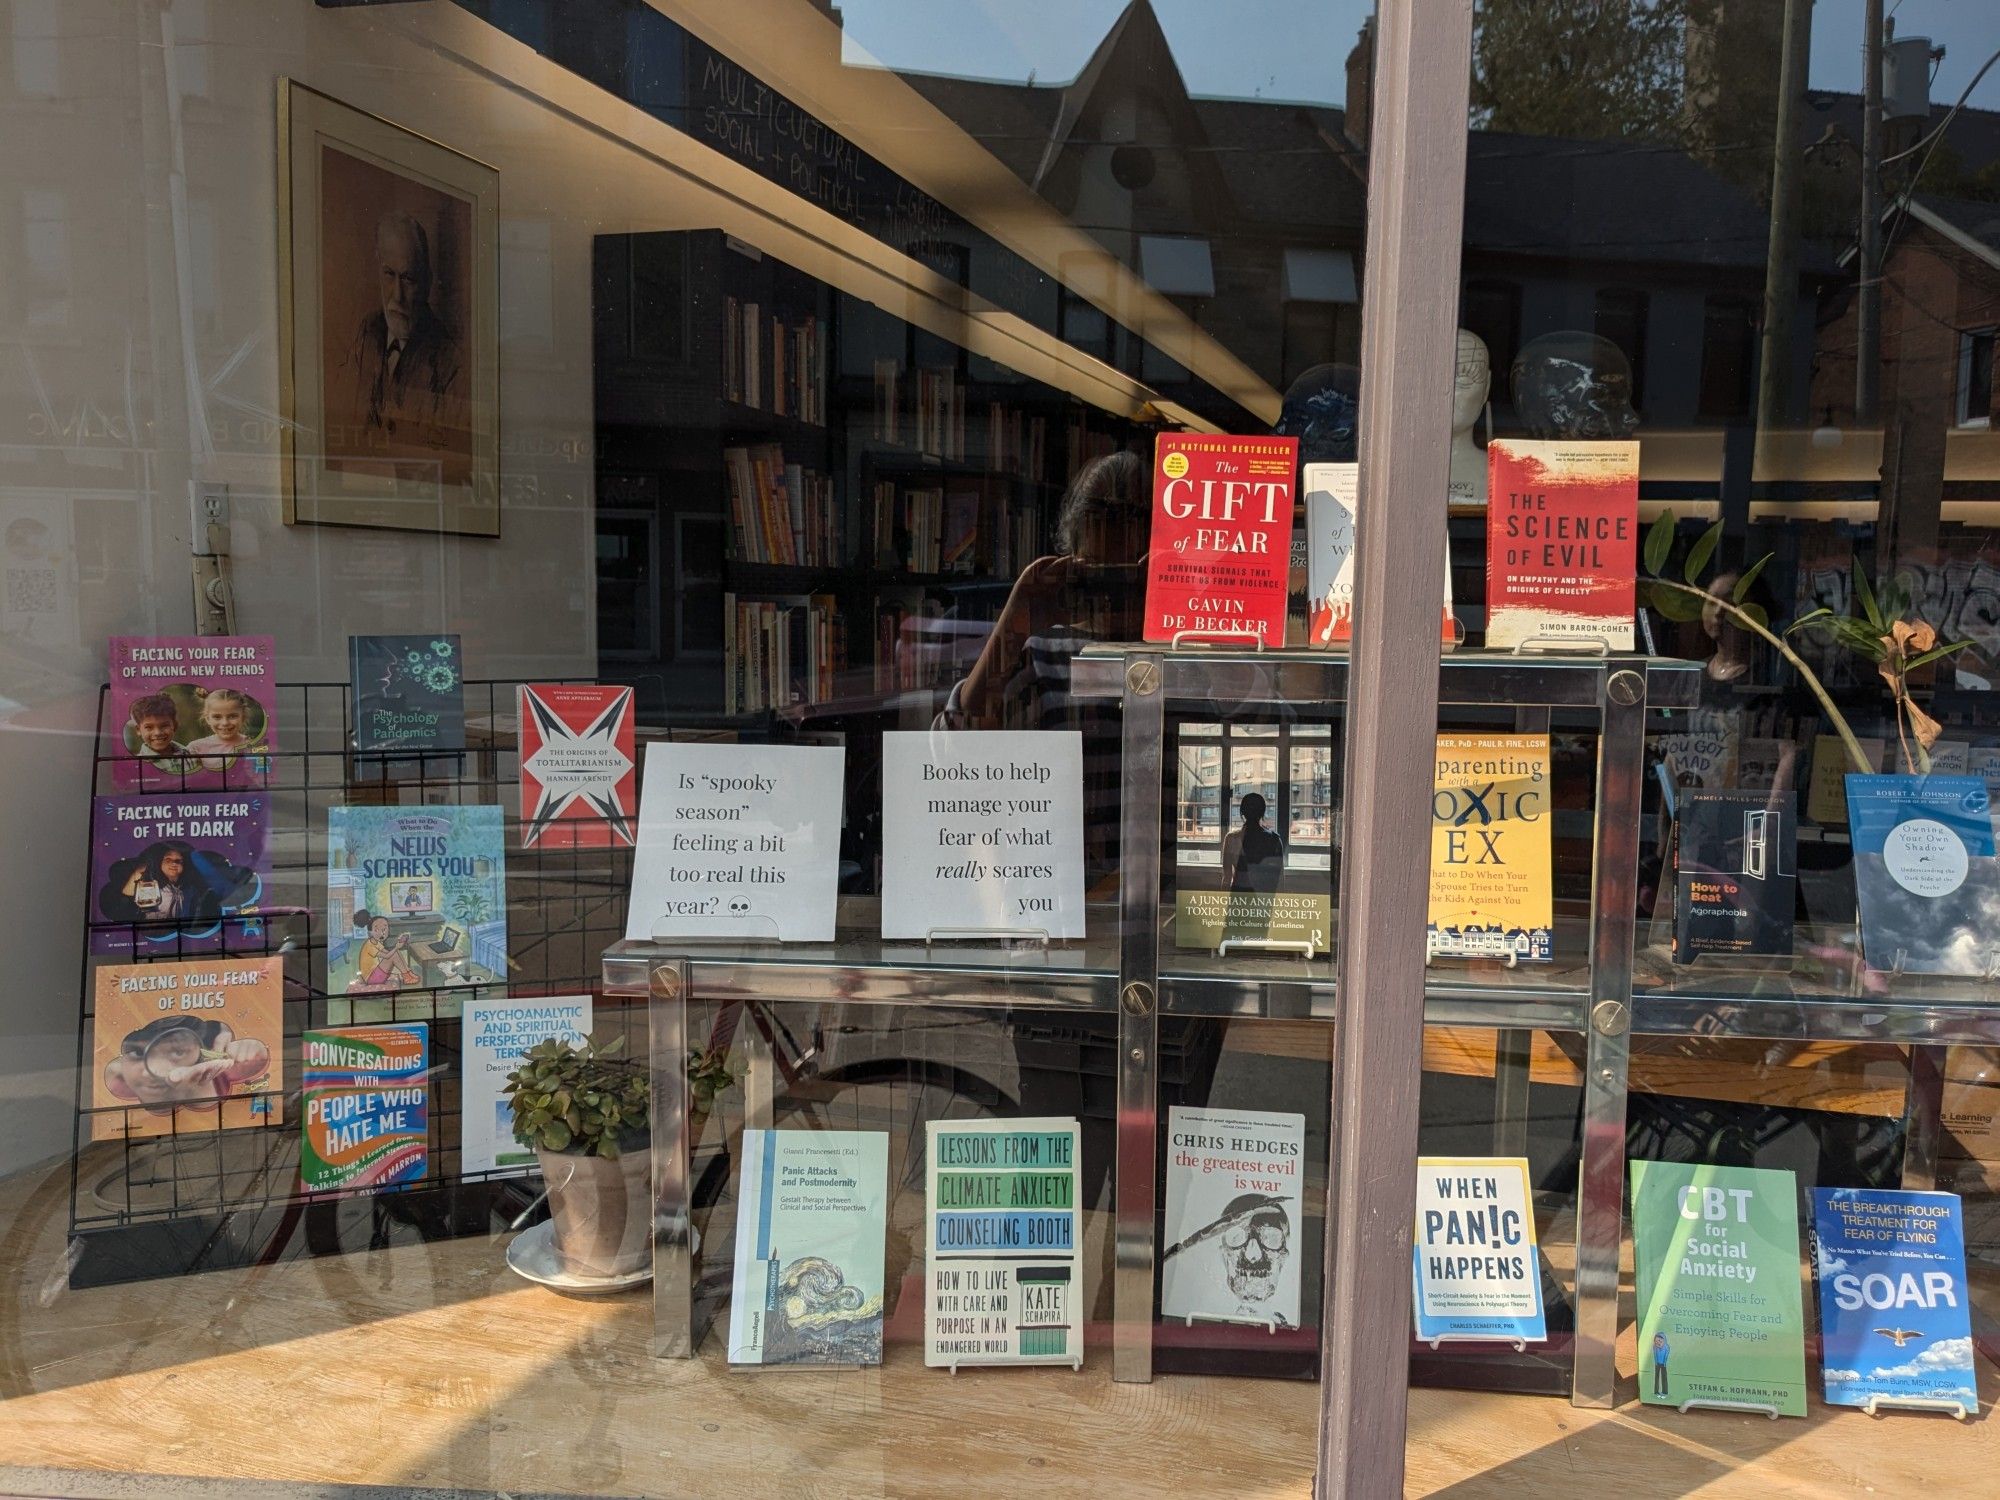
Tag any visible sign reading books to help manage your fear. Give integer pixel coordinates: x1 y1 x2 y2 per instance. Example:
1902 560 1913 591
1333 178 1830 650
1484 439 1637 651
879 731 1084 940
625 743 844 944
1630 1159 1807 1417
1143 433 1297 646
1162 1106 1305 1330
926 1118 1081 1369
1410 1157 1545 1346
1811 1187 1977 1415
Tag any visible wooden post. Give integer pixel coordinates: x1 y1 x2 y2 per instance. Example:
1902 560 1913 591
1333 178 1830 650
1316 1 1473 1495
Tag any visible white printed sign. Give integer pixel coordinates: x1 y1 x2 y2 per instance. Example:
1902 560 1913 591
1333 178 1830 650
461 995 593 1176
625 743 845 943
880 731 1085 940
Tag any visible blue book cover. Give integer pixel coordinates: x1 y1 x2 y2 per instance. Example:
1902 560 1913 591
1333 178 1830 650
1812 1187 1977 1414
1845 774 1998 975
326 805 507 1020
349 634 466 756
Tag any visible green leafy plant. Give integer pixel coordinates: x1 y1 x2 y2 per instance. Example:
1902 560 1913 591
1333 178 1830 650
1640 513 1971 775
504 1033 650 1159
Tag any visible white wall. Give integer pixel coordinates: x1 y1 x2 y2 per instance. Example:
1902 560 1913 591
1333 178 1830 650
0 0 712 1175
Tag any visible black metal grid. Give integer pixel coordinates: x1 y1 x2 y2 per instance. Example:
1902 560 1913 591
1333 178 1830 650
70 678 645 1284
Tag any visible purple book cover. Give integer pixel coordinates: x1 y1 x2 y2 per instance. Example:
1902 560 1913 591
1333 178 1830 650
107 636 275 791
90 793 272 957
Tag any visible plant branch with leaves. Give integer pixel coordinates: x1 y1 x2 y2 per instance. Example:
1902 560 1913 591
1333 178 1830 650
1640 513 1970 776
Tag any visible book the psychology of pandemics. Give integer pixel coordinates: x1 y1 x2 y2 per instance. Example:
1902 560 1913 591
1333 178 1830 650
89 955 284 1142
1161 1106 1305 1330
1845 773 1999 976
1485 439 1637 651
728 1128 890 1366
1673 790 1797 964
1811 1187 1977 1414
517 684 637 849
90 793 271 958
349 634 466 757
107 635 274 791
325 805 507 1019
300 1023 429 1193
1143 433 1297 647
1427 734 1552 962
925 1117 1082 1369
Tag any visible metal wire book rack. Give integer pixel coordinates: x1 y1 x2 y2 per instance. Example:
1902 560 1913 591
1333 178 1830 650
69 678 640 1288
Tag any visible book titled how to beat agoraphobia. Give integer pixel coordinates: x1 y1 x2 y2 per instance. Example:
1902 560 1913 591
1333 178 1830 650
1811 1187 1977 1414
926 1117 1082 1369
1485 439 1637 650
1161 1106 1305 1330
1673 790 1797 964
1411 1157 1546 1346
728 1129 890 1367
1303 462 1454 648
300 1023 429 1193
517 685 637 848
1630 1159 1807 1417
1143 433 1297 647
325 805 507 1021
1427 733 1553 962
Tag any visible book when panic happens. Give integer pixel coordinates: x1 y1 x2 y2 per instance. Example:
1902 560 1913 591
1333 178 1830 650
108 635 274 791
517 685 637 849
728 1129 890 1366
349 634 466 757
1485 440 1637 650
300 1023 429 1192
1672 790 1797 964
1143 434 1297 647
1427 734 1552 962
326 805 507 1018
1303 463 1453 648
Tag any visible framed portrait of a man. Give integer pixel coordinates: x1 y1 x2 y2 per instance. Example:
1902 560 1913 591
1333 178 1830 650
280 80 499 537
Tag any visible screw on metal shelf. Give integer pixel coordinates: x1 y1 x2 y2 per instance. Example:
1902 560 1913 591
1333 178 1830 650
1130 1047 1146 1063
1119 981 1155 1016
650 965 683 1002
1126 658 1160 697
1606 669 1645 707
1590 999 1628 1036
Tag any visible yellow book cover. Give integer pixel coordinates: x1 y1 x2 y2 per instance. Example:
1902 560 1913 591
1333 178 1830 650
90 956 284 1142
1428 733 1553 961
1804 734 1884 824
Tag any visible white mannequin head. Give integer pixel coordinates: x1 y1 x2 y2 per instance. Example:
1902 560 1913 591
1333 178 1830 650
1452 330 1490 434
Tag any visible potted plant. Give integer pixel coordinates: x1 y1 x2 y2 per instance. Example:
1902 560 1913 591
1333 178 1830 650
504 1033 653 1279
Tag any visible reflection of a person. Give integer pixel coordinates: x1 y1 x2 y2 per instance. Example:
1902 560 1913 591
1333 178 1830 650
937 451 1147 885
345 210 464 451
1651 1332 1670 1397
1221 792 1284 895
350 910 422 991
103 1016 271 1116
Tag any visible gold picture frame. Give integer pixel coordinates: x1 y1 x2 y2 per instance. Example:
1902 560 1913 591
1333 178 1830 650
279 79 500 536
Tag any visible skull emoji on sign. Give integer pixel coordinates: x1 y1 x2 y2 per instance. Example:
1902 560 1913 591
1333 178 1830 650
727 896 751 915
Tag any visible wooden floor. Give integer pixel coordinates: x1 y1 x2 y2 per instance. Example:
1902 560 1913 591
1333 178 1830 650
2 1158 1996 1499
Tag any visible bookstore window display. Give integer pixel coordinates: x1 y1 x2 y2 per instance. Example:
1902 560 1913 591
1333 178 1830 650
13 2 2000 1498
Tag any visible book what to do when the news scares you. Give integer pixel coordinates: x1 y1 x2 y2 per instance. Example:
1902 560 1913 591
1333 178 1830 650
1485 439 1637 651
1143 433 1297 647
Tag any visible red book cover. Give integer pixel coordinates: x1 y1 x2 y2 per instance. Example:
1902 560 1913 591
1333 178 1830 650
1143 433 1297 646
517 685 637 848
1485 439 1638 650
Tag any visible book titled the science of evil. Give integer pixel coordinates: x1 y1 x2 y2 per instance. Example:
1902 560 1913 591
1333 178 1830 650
1143 434 1297 648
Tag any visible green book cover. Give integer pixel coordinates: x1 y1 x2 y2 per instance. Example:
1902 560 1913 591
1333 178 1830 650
1630 1159 1808 1417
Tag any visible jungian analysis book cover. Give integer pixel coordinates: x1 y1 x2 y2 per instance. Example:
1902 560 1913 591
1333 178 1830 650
728 1129 889 1366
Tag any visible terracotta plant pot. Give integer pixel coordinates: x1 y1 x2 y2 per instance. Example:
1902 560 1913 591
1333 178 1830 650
535 1145 652 1279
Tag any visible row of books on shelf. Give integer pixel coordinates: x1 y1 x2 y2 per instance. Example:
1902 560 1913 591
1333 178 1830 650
723 296 826 423
866 482 1040 577
871 361 966 460
723 592 844 714
723 445 839 567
